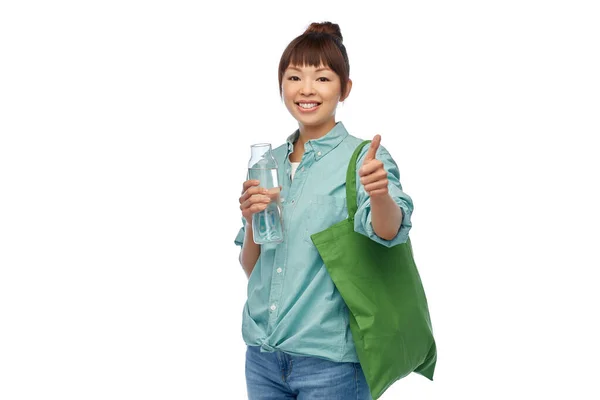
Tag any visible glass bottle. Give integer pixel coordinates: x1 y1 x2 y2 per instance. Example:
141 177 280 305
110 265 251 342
248 143 284 244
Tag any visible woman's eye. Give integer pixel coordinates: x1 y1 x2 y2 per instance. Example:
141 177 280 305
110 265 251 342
288 76 300 81
317 77 330 82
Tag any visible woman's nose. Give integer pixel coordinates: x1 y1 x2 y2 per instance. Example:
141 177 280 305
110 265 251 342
300 81 315 96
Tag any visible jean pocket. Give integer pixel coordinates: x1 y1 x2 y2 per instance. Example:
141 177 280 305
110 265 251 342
304 195 348 244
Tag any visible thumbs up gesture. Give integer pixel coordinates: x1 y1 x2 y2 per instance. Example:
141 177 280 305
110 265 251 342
358 135 389 198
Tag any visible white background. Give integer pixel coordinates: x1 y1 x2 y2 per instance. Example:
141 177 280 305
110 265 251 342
1 1 599 399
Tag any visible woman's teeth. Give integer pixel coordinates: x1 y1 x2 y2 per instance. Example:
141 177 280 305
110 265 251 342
299 103 318 109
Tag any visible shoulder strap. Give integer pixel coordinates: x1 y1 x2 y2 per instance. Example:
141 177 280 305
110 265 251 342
346 140 371 222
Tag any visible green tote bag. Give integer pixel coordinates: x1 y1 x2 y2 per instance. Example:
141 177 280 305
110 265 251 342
310 140 437 400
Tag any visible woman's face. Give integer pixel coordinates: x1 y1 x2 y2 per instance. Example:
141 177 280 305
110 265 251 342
281 63 348 131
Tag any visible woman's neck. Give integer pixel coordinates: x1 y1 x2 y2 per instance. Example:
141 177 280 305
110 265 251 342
298 119 336 141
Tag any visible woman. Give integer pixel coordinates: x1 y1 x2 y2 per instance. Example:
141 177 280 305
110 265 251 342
235 21 414 399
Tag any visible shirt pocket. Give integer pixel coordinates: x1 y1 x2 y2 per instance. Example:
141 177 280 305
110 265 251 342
303 195 348 245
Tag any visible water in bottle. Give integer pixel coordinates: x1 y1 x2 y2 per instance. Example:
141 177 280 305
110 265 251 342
248 144 284 244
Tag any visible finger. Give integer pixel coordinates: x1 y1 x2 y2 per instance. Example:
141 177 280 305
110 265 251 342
363 134 381 163
242 179 260 195
267 191 281 201
241 194 271 209
360 169 388 186
359 159 384 177
239 186 268 204
266 186 281 197
367 188 389 197
364 180 389 193
242 202 269 218
240 194 271 210
242 179 260 194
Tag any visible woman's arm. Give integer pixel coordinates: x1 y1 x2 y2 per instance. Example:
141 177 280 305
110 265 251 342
239 222 260 278
355 135 414 247
237 180 271 277
370 194 403 241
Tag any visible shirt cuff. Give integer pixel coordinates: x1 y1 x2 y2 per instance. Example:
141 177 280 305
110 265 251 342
354 196 412 248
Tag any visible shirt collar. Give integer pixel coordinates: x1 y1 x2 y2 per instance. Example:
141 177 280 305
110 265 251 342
285 121 349 161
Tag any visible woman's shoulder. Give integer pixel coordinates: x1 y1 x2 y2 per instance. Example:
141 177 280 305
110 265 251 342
339 133 370 157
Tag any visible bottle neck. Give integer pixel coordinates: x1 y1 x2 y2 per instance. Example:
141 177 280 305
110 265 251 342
250 144 272 159
249 143 276 169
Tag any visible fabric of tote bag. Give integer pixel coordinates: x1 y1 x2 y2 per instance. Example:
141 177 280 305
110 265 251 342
310 140 437 400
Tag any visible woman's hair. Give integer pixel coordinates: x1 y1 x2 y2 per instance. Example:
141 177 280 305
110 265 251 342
278 22 350 98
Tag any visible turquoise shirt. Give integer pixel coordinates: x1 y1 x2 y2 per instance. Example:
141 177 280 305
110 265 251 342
234 121 414 362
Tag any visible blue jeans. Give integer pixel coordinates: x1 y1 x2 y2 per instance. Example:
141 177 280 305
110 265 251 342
245 345 373 400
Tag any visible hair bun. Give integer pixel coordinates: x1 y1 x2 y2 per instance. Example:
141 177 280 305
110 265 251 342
304 21 343 42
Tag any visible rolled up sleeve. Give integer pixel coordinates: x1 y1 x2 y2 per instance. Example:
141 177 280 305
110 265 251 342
353 145 413 247
234 217 246 247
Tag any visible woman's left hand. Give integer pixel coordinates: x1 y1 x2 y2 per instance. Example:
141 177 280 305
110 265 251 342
358 135 388 198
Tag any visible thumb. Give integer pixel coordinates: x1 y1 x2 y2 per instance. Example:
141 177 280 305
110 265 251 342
363 134 381 163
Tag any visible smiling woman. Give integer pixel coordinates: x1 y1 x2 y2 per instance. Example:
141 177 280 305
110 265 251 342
234 21 415 400
278 23 352 141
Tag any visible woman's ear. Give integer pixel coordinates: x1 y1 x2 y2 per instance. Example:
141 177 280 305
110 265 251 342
340 79 353 102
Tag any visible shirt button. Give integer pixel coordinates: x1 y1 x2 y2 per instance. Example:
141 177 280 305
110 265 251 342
317 151 322 156
277 268 282 273
270 304 277 311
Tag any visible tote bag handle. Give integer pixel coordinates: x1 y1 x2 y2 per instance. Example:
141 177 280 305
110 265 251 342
345 140 372 222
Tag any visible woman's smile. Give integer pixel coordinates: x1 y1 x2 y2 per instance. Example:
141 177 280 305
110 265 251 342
295 101 322 112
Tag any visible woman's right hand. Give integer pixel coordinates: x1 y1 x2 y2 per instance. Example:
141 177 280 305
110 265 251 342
239 179 272 225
